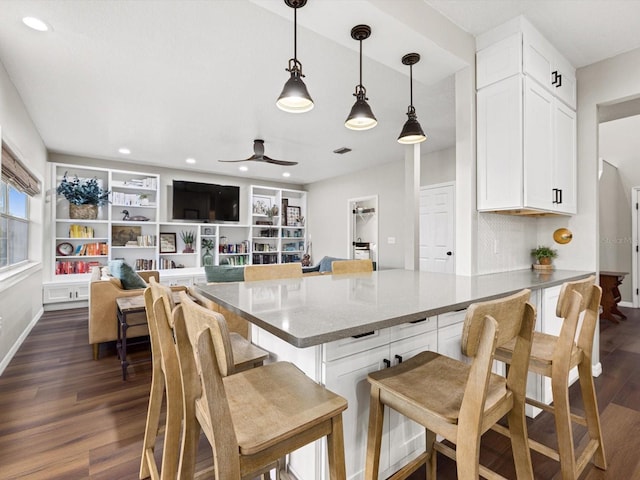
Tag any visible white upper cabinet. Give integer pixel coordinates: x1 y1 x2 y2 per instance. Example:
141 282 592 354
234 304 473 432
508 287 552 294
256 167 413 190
476 16 577 215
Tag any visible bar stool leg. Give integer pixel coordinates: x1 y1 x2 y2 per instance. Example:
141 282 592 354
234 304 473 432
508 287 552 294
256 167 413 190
327 415 346 480
139 374 164 479
577 361 607 469
552 372 577 479
364 386 384 480
426 429 436 480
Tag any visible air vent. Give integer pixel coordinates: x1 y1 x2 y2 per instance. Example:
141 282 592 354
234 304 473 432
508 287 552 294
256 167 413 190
333 147 352 154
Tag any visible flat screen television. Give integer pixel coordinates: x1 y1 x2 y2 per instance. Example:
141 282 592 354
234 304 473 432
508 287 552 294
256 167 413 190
172 180 239 222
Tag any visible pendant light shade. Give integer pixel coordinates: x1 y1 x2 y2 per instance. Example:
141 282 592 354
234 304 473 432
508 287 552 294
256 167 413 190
276 0 313 113
398 53 427 144
345 25 377 130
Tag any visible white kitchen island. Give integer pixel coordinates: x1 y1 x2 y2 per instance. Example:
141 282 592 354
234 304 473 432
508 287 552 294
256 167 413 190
194 268 593 480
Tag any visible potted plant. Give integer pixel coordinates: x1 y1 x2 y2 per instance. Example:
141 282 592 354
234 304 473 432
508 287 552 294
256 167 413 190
531 245 558 266
201 238 215 266
56 172 109 219
180 230 196 253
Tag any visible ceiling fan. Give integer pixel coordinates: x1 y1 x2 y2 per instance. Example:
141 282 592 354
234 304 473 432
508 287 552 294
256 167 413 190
218 139 298 166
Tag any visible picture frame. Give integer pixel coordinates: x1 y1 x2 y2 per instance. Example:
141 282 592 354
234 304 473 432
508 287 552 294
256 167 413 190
159 232 177 253
112 225 142 246
253 195 273 215
286 206 301 226
203 227 213 236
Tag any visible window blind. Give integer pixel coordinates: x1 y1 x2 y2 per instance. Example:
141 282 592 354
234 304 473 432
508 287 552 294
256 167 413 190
1 144 41 196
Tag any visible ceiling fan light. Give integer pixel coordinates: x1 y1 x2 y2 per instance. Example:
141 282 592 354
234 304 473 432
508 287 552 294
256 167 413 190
276 70 314 113
345 95 377 131
398 110 427 144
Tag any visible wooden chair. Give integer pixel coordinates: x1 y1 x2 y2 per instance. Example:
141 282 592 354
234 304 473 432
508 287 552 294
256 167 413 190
140 278 269 480
331 259 373 274
365 289 542 480
494 275 606 479
177 291 348 479
139 288 183 480
244 262 303 281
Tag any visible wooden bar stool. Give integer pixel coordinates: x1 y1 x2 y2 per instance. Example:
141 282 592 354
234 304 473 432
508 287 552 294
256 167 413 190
365 289 540 480
177 291 348 479
139 279 269 480
494 275 606 479
331 259 373 274
243 262 303 281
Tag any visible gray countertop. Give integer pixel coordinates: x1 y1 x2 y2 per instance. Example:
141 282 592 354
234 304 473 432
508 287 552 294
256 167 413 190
194 269 593 348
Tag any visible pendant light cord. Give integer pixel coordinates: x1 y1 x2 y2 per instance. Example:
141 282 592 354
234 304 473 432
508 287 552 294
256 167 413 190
409 64 413 107
359 39 363 88
293 6 298 63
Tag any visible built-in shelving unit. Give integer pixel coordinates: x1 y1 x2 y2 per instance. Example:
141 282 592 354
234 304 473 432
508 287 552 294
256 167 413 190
249 185 307 265
46 165 309 305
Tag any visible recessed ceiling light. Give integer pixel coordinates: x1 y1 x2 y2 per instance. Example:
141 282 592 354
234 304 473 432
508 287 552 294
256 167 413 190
185 157 196 164
22 17 49 32
239 166 248 172
282 172 291 178
118 147 131 155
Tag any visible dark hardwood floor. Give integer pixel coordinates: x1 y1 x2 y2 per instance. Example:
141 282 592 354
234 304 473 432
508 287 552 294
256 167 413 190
0 307 639 479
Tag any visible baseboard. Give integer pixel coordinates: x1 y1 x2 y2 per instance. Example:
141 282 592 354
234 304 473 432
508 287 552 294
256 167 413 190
592 361 603 377
619 301 634 308
0 307 44 376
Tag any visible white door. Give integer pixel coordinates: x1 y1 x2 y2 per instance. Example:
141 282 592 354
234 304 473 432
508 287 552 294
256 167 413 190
419 184 454 273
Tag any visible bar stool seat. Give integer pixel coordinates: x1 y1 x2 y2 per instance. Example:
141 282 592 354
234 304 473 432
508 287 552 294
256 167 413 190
365 289 542 480
179 292 348 479
494 275 606 480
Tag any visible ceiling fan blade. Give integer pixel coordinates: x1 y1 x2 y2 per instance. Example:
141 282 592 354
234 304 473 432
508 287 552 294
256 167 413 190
262 155 298 166
218 155 257 163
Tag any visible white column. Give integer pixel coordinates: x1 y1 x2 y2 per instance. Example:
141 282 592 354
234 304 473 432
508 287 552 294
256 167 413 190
404 143 420 270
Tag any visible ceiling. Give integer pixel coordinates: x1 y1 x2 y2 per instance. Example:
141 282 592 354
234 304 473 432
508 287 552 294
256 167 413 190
1 1 640 186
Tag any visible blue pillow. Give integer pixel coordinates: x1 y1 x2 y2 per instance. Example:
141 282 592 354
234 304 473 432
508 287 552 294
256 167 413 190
205 265 245 283
319 256 347 273
110 260 147 290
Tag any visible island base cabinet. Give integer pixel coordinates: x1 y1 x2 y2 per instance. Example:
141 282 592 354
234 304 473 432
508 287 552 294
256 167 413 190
323 330 437 480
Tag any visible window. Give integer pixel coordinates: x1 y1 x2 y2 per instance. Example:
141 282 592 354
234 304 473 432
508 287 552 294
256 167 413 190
1 143 39 270
0 179 29 268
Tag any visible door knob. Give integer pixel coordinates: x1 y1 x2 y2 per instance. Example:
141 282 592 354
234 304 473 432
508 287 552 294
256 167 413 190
446 251 452 256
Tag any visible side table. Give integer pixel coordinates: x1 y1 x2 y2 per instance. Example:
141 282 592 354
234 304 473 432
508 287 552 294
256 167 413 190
599 271 628 324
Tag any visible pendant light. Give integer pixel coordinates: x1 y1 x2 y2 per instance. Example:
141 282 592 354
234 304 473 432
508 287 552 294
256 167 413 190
276 0 314 113
345 25 377 130
397 53 427 144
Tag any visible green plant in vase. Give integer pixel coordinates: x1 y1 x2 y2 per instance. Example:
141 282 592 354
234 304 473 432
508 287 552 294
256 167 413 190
531 245 558 266
180 230 196 253
201 238 215 266
56 172 109 219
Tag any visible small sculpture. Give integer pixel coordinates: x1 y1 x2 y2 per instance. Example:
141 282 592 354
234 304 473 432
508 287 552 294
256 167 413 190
121 209 150 221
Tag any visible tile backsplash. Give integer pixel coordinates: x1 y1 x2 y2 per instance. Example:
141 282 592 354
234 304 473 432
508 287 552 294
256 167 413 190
477 213 536 274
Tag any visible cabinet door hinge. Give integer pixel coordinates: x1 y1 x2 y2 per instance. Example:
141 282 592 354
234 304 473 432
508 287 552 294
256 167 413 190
636 202 639 210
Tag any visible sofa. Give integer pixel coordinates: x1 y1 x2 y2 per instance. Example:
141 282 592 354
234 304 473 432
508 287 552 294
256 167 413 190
88 267 189 360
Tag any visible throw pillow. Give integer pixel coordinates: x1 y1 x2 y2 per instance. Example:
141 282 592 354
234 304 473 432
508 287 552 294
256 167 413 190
319 256 347 273
110 260 147 290
205 265 245 283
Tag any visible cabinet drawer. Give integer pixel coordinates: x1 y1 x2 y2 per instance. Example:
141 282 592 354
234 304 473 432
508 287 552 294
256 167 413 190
389 316 436 342
476 33 522 89
323 328 390 362
437 309 467 328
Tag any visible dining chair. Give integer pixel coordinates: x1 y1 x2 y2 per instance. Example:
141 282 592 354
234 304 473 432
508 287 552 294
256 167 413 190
331 259 373 274
177 291 348 479
493 275 606 479
140 278 269 480
243 262 303 281
364 288 544 480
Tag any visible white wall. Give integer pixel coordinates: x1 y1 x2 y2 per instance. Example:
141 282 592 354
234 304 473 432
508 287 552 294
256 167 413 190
420 147 455 186
0 60 47 373
305 159 405 269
